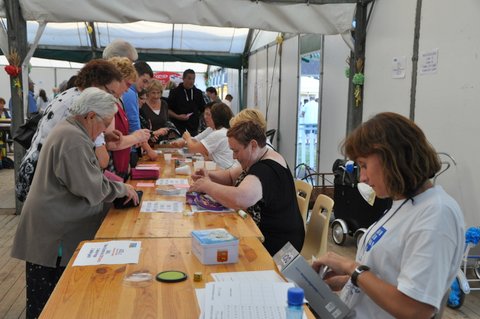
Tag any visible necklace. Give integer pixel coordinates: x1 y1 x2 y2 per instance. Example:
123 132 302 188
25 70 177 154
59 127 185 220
245 148 269 173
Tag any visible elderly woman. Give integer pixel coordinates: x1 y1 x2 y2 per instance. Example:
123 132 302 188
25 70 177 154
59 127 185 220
182 102 235 169
16 59 150 201
11 88 139 319
312 112 464 319
189 108 304 255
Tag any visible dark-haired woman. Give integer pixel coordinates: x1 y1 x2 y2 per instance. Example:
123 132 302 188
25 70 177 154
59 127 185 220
182 102 235 169
312 112 464 319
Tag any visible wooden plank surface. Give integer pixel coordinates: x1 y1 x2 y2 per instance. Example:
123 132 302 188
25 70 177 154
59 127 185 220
96 152 263 240
40 237 312 319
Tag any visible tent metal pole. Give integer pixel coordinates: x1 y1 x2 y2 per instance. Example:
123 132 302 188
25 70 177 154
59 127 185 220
5 0 27 214
345 0 369 134
409 0 422 120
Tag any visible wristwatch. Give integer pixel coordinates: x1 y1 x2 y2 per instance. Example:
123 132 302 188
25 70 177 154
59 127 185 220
351 265 370 287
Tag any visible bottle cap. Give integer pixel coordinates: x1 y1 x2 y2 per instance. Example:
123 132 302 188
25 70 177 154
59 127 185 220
287 287 304 306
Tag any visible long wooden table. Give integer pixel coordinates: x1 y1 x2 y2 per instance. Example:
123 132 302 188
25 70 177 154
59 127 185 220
40 237 316 319
41 149 316 318
96 152 263 240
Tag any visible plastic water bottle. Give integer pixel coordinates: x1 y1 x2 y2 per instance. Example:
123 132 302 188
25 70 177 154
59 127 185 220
286 287 304 319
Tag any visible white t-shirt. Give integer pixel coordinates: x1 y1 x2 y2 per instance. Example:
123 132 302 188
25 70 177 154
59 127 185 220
200 128 234 169
340 186 464 318
194 127 213 141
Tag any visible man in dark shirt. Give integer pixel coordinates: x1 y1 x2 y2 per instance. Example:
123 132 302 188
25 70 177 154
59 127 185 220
167 69 206 135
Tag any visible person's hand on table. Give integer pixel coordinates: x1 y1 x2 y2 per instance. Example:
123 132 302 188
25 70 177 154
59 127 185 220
189 176 212 193
143 142 158 161
191 168 207 181
124 184 139 205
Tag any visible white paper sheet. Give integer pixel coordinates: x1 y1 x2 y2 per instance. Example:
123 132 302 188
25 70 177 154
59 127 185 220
190 205 234 213
140 200 184 213
156 178 189 186
211 270 285 283
203 282 303 319
196 289 205 319
72 241 141 266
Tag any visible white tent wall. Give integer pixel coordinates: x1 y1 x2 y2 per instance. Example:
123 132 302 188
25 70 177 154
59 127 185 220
0 66 79 106
278 36 300 169
363 0 480 226
247 34 350 171
225 68 240 115
266 43 280 148
318 35 349 173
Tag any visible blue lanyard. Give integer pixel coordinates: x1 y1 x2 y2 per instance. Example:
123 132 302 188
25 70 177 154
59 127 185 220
359 198 410 257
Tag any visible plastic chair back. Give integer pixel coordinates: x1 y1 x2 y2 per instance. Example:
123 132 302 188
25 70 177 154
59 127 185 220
300 194 334 261
294 179 313 227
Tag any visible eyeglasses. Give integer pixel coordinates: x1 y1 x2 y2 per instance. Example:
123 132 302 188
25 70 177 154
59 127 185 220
103 85 116 96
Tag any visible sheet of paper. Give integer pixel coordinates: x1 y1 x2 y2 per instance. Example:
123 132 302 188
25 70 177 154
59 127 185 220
203 281 303 319
140 200 184 213
136 182 155 187
420 48 439 75
196 289 205 319
73 241 141 266
211 270 285 283
156 178 189 186
190 205 234 213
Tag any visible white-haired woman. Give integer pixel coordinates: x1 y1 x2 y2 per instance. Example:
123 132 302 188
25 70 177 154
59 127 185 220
11 88 139 319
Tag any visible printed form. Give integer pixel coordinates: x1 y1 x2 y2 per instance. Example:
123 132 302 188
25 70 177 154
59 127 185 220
73 241 141 266
203 281 305 319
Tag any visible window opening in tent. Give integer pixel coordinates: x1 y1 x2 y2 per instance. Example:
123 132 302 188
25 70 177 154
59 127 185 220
296 49 321 170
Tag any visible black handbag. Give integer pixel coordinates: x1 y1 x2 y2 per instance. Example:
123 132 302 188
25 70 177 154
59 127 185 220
13 112 42 149
113 190 143 209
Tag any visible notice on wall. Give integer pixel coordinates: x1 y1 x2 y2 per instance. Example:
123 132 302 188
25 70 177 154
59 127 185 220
420 49 439 75
392 56 406 79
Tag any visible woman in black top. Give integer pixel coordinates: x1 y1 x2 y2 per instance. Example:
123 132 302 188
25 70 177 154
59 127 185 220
140 79 169 142
189 109 304 255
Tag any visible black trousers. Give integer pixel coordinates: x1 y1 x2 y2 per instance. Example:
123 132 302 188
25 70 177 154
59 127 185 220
26 257 65 319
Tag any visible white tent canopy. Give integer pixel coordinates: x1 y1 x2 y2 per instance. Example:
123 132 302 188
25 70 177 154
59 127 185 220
11 0 355 34
0 0 355 68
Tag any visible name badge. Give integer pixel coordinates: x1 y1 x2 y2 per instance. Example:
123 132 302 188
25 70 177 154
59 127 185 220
366 226 387 252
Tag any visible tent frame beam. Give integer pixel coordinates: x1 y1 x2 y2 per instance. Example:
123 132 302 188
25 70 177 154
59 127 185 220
4 0 27 214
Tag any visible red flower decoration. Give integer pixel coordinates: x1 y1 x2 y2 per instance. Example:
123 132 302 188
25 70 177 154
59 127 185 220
4 65 21 77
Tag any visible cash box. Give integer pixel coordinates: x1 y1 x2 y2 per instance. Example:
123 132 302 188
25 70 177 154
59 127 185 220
191 228 239 265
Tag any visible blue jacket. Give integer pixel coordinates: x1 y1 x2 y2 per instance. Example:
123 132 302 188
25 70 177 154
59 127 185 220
122 85 140 133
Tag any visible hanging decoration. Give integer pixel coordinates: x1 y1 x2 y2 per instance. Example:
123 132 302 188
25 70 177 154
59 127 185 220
4 50 22 97
352 58 364 107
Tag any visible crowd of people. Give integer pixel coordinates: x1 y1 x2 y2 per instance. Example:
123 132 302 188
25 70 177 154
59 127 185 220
5 38 466 319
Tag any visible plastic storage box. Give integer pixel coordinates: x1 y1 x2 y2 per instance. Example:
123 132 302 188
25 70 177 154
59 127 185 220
191 228 239 265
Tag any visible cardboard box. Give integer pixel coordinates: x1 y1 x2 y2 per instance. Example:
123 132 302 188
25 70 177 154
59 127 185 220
273 242 351 319
191 229 239 265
